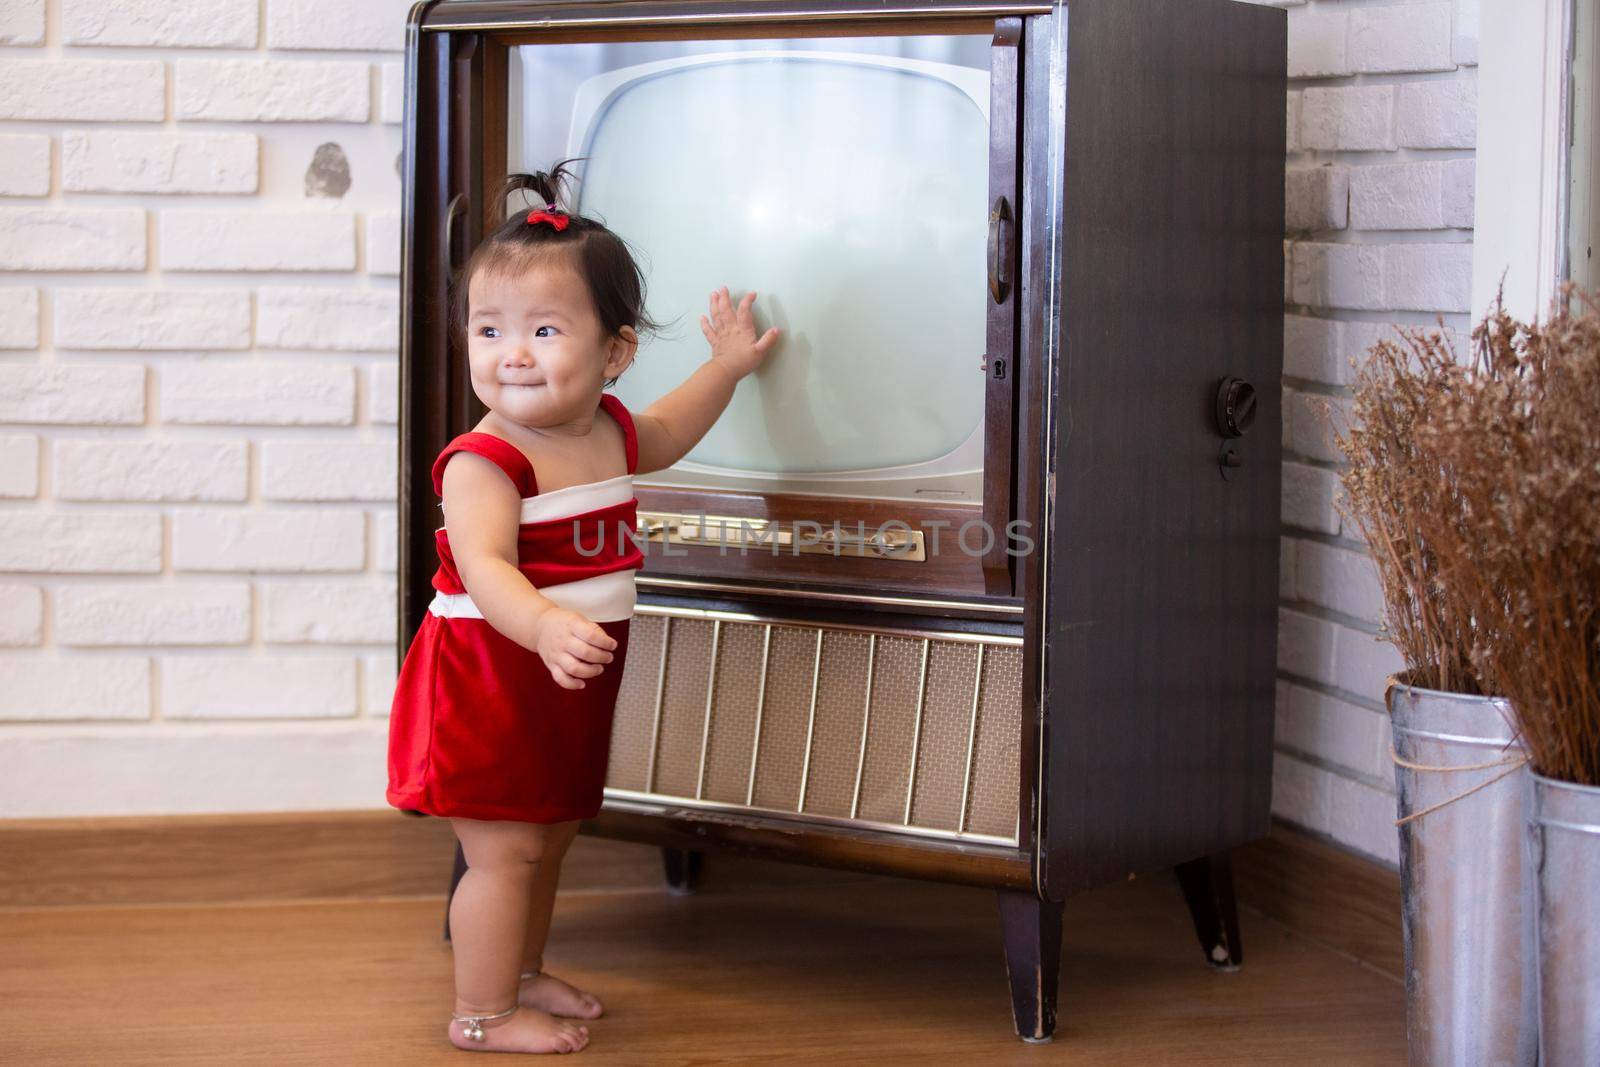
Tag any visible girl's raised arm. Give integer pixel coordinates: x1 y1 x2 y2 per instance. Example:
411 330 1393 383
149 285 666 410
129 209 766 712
633 286 779 476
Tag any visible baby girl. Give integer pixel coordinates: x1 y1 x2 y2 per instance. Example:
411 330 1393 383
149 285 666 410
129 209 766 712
386 159 779 1053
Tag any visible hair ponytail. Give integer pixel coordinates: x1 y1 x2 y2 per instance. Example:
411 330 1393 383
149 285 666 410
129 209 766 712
498 159 582 217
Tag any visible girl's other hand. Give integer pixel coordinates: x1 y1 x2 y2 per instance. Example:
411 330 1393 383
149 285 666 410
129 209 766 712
533 607 617 689
700 286 780 381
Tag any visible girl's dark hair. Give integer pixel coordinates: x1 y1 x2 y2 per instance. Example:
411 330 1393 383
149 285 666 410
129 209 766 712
450 159 665 388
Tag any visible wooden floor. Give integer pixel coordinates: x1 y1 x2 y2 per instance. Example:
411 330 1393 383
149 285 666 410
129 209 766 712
0 840 1405 1065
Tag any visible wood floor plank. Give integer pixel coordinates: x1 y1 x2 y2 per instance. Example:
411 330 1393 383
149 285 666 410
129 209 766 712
1233 824 1404 980
0 846 1404 1065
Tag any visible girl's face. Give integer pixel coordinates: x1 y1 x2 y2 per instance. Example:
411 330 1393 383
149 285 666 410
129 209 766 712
465 261 636 432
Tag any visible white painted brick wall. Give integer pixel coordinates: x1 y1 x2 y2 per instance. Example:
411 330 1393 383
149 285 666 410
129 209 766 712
62 131 259 195
0 513 163 573
0 59 165 121
1348 4 1453 75
0 289 41 349
1383 243 1473 311
0 727 387 815
62 0 260 49
0 584 45 646
55 290 253 350
0 434 41 498
162 656 357 719
1454 0 1480 66
56 583 252 646
0 365 146 424
160 363 357 426
379 62 404 124
0 208 147 271
0 3 403 817
1276 681 1387 782
261 440 396 501
257 287 398 350
172 510 366 573
1278 0 1478 865
262 582 396 643
1441 159 1475 227
267 0 410 52
1288 13 1348 79
363 652 396 715
369 363 399 423
1280 461 1340 535
55 440 249 502
0 133 51 196
1287 392 1348 463
1291 242 1384 309
160 211 357 271
1282 314 1347 385
0 1 45 46
366 212 400 274
373 511 398 571
175 60 370 123
1350 162 1435 230
1299 86 1395 152
0 659 152 721
1397 81 1477 148
1285 165 1348 232
1294 541 1385 621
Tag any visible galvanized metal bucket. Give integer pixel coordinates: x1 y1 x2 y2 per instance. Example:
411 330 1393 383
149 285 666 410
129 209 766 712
1529 772 1600 1066
1387 676 1537 1067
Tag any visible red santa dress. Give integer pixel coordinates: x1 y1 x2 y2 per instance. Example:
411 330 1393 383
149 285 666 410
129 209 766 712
386 393 644 824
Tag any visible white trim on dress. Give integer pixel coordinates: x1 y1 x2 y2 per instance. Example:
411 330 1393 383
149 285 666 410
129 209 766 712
429 569 637 624
519 473 633 523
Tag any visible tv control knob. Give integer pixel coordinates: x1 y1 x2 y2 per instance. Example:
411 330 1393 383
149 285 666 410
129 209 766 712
1215 377 1257 438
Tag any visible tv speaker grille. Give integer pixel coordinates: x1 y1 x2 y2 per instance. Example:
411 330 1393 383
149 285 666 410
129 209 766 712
604 607 1022 846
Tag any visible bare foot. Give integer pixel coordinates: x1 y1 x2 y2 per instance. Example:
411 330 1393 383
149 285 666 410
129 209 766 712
520 970 604 1019
448 1004 589 1054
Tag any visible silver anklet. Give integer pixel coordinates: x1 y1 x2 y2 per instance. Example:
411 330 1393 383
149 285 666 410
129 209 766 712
452 1004 517 1042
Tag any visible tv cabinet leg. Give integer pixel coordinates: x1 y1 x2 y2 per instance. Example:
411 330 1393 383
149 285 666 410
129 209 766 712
1175 851 1243 970
995 888 1065 1043
443 840 468 943
662 847 703 894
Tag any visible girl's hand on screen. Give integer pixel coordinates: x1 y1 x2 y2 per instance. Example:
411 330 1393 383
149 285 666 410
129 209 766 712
533 607 617 690
700 286 779 381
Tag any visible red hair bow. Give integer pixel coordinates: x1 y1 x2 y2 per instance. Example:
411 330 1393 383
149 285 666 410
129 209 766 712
526 204 570 231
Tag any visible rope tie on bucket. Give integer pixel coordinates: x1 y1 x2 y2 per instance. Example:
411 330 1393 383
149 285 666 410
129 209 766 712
1389 748 1530 827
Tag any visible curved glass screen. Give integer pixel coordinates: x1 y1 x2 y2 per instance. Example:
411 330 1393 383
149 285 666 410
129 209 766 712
509 36 991 501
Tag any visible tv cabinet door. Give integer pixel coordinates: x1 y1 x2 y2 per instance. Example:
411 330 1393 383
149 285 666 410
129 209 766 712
499 19 1023 603
981 16 1023 596
1036 0 1285 898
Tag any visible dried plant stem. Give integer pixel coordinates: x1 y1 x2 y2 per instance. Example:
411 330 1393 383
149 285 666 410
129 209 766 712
1335 290 1600 786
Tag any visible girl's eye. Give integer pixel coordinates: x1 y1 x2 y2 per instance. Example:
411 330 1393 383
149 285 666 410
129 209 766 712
535 326 557 337
478 326 500 339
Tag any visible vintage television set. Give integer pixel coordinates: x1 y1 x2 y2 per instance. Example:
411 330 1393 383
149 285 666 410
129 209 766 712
398 0 1285 1042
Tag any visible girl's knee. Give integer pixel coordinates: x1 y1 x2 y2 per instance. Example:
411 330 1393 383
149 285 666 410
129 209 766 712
453 818 552 869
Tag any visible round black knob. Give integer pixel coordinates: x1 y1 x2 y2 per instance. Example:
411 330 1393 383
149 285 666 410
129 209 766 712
1215 377 1257 438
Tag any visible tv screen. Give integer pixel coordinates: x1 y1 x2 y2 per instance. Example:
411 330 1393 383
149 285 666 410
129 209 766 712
509 35 992 503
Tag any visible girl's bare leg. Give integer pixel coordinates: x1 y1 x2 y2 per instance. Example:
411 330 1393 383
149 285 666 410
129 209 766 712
448 817 591 1053
519 819 605 1019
